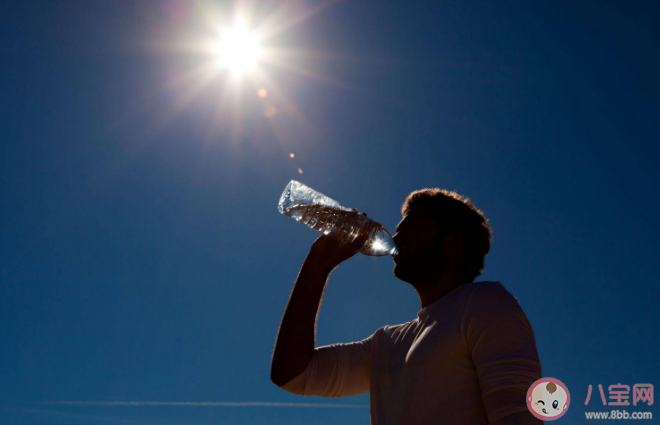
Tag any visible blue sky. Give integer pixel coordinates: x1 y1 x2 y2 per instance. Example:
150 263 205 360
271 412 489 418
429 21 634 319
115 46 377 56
1 1 658 424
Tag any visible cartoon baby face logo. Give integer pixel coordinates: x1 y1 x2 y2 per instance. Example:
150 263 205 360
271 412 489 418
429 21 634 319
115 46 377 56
527 378 570 420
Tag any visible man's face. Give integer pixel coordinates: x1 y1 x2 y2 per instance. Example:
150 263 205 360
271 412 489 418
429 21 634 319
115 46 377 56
392 208 444 286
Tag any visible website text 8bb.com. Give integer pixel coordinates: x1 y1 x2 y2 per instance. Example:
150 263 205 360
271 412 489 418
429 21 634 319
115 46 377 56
585 410 652 420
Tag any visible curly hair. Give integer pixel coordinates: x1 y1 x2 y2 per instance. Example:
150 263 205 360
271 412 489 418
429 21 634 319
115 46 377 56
401 188 492 282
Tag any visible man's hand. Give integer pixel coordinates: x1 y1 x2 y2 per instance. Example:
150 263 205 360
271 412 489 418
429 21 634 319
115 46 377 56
308 210 370 271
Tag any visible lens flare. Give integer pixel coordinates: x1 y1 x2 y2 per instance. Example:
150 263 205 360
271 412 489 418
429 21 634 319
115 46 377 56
371 238 386 252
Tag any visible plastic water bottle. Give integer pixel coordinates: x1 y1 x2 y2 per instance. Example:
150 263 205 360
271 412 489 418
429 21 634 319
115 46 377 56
277 180 398 257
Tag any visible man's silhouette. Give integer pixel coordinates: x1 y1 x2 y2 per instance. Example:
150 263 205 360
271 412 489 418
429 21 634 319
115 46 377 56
271 188 543 425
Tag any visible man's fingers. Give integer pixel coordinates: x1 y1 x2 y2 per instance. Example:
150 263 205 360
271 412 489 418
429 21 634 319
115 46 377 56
350 207 368 217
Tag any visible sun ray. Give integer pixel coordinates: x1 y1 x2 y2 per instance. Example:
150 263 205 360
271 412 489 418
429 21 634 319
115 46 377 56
166 61 223 113
263 55 355 91
256 0 347 40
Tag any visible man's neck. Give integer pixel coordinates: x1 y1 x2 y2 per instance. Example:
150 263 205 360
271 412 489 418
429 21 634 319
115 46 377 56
414 271 470 309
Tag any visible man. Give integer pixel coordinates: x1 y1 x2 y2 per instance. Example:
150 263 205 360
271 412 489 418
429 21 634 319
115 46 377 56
271 188 543 425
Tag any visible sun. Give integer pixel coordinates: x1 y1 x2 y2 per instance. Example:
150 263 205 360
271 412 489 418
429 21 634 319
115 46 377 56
216 24 261 76
150 0 347 144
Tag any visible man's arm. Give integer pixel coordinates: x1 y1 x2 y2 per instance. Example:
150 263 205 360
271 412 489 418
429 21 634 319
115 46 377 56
491 409 542 425
270 231 369 388
464 282 544 424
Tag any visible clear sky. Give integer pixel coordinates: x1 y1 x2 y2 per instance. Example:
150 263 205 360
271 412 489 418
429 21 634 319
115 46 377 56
1 1 658 424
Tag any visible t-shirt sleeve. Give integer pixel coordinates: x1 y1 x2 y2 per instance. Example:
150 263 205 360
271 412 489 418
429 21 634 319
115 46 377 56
278 331 375 398
463 282 542 424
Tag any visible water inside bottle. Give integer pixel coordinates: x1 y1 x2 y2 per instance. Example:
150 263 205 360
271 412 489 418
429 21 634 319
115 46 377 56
282 204 397 256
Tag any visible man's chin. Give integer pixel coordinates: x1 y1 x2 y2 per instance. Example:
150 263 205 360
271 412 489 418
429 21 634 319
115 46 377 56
393 263 416 285
394 261 438 289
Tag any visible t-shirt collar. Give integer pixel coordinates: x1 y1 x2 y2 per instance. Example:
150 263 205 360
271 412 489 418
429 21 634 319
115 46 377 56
416 282 473 321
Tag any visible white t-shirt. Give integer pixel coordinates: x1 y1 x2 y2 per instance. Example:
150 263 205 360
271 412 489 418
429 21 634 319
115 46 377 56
279 281 542 424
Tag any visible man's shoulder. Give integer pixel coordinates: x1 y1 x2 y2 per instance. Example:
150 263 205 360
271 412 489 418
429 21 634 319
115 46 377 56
465 280 529 321
374 320 415 340
468 281 519 304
